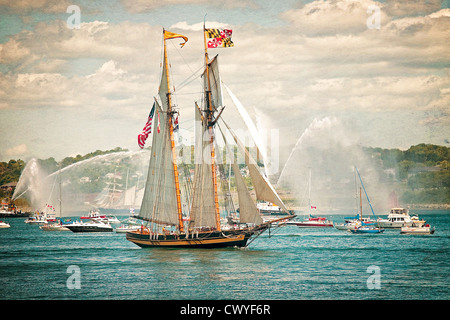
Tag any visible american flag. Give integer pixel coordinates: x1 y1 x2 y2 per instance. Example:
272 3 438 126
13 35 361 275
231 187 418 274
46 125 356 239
138 103 155 149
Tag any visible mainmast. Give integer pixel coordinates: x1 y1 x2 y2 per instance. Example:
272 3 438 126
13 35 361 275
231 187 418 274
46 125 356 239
203 23 221 231
162 29 184 233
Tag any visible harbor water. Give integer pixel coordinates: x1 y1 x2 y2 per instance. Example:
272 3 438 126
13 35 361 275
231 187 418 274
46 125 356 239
0 211 449 300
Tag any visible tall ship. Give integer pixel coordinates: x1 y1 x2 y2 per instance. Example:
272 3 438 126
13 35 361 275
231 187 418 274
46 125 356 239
126 27 293 248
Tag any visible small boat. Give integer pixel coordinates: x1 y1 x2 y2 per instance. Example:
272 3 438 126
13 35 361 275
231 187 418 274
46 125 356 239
350 225 385 234
256 201 284 215
287 216 333 227
335 213 379 230
116 224 141 233
65 220 113 233
334 220 360 230
80 209 120 224
400 224 435 235
0 220 10 228
40 221 70 231
348 168 384 234
377 208 426 228
286 168 333 228
115 217 142 233
24 213 47 224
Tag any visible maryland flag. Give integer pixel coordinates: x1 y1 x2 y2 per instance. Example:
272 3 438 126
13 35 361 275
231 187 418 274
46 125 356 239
164 30 188 47
205 28 234 48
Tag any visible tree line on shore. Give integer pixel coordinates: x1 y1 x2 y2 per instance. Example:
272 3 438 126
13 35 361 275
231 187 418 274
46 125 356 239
1 144 448 205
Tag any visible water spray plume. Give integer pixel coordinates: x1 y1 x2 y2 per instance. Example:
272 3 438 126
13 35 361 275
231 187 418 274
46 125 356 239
12 150 149 216
277 117 389 212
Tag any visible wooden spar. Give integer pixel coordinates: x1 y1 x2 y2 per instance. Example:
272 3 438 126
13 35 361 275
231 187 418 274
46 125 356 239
163 30 184 233
203 24 221 231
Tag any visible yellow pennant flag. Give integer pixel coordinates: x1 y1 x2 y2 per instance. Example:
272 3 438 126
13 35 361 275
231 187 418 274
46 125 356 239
164 30 188 48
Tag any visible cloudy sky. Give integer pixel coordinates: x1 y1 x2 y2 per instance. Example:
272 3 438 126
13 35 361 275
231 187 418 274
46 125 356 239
0 0 449 164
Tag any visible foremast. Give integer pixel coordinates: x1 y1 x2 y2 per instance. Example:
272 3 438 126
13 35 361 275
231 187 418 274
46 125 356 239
162 29 184 233
203 24 221 232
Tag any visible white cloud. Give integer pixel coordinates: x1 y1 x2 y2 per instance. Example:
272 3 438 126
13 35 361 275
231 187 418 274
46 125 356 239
280 0 390 36
0 1 449 161
120 0 257 13
0 39 30 64
5 144 28 157
0 0 71 13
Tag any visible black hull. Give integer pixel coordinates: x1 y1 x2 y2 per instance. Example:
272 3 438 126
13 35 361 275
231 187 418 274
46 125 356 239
66 225 113 233
126 227 266 249
0 212 32 218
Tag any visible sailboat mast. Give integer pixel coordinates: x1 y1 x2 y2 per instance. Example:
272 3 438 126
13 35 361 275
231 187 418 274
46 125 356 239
163 29 184 233
360 187 363 222
203 23 221 231
59 164 62 218
308 167 311 216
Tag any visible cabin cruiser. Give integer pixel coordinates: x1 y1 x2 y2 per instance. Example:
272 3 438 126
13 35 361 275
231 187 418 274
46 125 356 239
65 220 113 233
256 202 283 215
115 217 142 233
24 214 48 224
377 208 425 228
80 209 120 224
400 224 435 235
40 221 70 231
334 214 376 230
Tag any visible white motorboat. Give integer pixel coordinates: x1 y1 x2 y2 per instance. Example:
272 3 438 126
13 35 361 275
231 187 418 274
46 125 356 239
0 220 10 228
65 220 113 233
80 209 120 224
400 224 435 235
334 220 360 230
256 201 283 215
334 216 377 230
40 222 70 231
115 217 142 233
24 214 48 224
115 224 141 233
377 208 425 228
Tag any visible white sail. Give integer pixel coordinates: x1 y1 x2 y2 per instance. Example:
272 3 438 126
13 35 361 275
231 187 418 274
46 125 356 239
221 119 290 214
138 100 179 225
224 84 269 174
217 124 262 225
189 105 217 229
203 54 223 110
232 162 263 225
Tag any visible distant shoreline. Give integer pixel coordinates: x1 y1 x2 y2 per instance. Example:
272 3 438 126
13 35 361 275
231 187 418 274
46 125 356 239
407 203 450 210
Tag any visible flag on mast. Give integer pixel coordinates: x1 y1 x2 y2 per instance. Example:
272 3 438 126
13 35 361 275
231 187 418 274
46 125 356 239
205 28 234 48
137 103 155 149
164 30 188 47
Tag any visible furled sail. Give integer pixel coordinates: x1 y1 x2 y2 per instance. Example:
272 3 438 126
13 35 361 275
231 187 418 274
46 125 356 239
203 54 223 110
189 105 217 229
138 100 179 225
159 57 170 112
